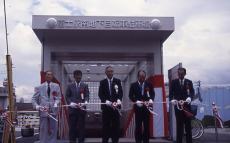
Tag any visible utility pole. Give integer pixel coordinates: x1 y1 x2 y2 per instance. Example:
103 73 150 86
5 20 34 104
2 55 16 143
2 0 16 143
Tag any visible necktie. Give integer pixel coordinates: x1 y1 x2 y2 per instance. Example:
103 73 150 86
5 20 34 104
47 83 50 98
109 79 112 96
76 82 80 93
140 83 143 96
181 80 183 86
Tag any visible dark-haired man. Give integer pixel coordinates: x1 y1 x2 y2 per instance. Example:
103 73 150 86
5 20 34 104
169 67 194 143
129 70 155 143
98 66 123 143
65 70 89 143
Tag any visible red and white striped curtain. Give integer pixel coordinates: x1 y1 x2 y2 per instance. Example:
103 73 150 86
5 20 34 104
124 75 169 137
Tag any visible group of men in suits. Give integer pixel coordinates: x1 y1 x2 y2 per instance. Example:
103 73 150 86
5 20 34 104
98 66 156 143
32 67 194 143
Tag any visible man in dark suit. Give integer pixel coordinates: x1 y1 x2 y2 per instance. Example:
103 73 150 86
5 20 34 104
169 67 194 143
129 70 155 143
98 66 123 143
65 70 89 143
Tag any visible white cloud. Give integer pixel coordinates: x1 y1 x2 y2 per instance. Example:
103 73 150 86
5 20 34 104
7 23 41 86
16 85 34 103
0 0 230 103
32 0 71 15
163 7 230 84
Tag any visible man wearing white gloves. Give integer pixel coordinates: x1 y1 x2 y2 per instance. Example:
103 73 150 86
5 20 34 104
169 67 194 143
129 70 155 143
32 71 61 143
98 66 123 143
65 70 89 143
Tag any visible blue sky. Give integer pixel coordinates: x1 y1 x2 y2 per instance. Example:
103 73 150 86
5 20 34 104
0 0 230 102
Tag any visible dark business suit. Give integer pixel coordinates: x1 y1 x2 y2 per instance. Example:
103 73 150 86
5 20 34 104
65 82 89 143
98 78 123 143
129 81 155 143
169 78 194 143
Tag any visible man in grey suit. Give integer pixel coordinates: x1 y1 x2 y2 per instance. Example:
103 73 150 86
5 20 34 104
32 71 61 143
65 70 89 143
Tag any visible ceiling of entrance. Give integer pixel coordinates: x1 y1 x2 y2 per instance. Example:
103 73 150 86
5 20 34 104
63 61 138 82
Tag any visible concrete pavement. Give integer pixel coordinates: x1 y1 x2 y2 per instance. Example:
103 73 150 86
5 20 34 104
193 128 230 143
15 128 230 143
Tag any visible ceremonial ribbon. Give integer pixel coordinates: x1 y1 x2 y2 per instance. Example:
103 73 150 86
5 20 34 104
39 107 58 122
1 101 226 127
133 101 158 116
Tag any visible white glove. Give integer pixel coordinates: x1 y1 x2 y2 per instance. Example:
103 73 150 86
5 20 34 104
35 105 41 111
136 100 143 107
54 103 58 108
149 99 153 104
171 99 177 105
70 102 77 108
186 97 191 104
117 99 122 105
200 107 204 113
105 100 112 106
81 101 88 107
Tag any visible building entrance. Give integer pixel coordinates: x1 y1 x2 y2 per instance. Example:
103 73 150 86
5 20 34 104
32 15 174 139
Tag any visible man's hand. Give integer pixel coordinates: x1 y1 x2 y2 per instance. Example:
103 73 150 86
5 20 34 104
111 100 121 108
39 106 48 112
105 100 112 106
117 99 122 106
35 105 41 111
136 100 143 107
80 101 88 108
179 100 184 105
171 99 177 105
145 99 153 107
70 102 78 108
54 103 58 108
186 97 191 104
148 99 153 105
84 101 88 104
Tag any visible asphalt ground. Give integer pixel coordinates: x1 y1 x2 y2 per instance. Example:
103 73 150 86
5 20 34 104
13 128 230 143
193 128 230 143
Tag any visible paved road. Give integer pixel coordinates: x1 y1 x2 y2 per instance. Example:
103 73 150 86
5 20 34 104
193 128 230 143
15 128 230 143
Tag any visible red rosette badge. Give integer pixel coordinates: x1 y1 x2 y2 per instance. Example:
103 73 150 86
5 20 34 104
80 88 84 100
52 91 58 100
145 87 150 97
185 82 190 95
52 91 57 96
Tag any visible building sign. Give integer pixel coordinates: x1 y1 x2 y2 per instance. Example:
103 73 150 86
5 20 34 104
58 20 150 29
46 17 161 30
